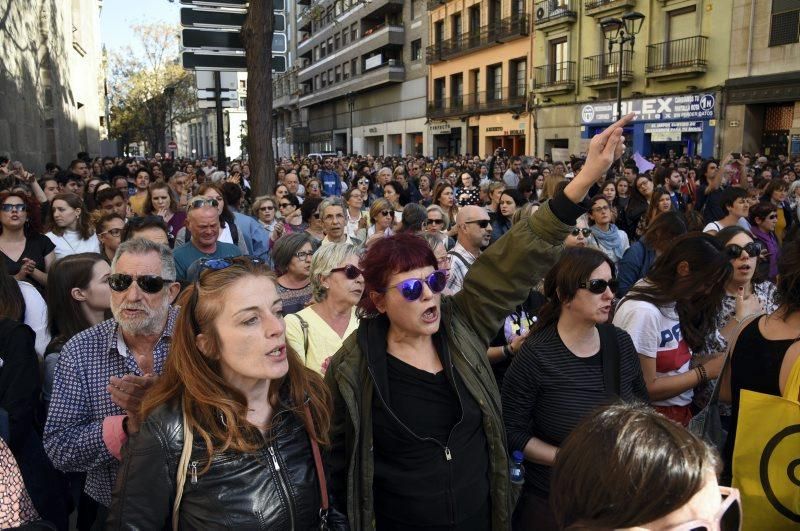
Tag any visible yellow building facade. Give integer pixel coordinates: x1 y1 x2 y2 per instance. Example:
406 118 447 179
426 0 533 157
531 0 732 159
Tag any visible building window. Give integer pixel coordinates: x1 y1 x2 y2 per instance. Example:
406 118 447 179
351 23 358 41
343 61 351 79
239 80 247 89
451 14 462 40
410 0 416 20
351 58 358 76
411 39 422 61
433 77 446 106
510 58 527 97
335 33 341 50
240 97 247 107
469 6 481 33
335 65 342 82
770 0 800 46
487 63 502 100
434 20 444 44
342 30 349 45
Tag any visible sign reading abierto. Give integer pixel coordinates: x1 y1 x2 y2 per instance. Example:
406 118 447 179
580 93 716 124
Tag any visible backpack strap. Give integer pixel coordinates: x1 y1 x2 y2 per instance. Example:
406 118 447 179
598 323 621 398
290 313 310 361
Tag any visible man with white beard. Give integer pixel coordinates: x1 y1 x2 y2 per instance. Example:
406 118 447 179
44 239 181 519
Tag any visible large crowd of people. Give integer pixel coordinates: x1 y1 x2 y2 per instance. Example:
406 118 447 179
1 115 799 529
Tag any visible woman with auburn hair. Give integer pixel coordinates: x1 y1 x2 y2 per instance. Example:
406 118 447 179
107 256 345 529
550 403 737 530
431 180 458 230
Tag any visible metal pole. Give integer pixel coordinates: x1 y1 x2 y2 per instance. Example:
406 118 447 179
616 36 624 121
214 71 226 170
348 94 354 155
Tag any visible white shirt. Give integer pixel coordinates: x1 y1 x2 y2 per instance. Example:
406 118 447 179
45 230 100 261
18 280 50 359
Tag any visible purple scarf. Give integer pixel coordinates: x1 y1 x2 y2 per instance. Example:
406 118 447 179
751 226 780 280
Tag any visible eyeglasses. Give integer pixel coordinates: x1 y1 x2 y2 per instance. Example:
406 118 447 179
329 264 364 280
358 179 370 185
190 198 219 209
665 486 741 531
379 270 448 301
1 203 27 213
426 218 444 226
591 205 611 213
189 257 267 334
578 278 619 294
294 250 314 260
465 219 490 229
108 273 174 294
437 255 451 267
279 202 291 208
570 228 592 238
725 241 763 260
100 228 124 238
259 206 275 211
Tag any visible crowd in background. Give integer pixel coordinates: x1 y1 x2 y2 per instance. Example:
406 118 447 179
1 122 799 530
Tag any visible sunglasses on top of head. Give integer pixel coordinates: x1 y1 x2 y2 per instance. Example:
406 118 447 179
379 270 448 301
725 242 763 260
330 264 364 280
108 273 174 294
190 198 219 209
578 278 619 295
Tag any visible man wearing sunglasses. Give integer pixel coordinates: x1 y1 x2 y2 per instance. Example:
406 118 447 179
446 205 492 294
44 239 181 515
174 203 242 282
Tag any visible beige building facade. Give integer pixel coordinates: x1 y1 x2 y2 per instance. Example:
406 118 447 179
721 0 800 157
0 0 106 170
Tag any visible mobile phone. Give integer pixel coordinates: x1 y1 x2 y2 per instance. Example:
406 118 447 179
732 153 741 160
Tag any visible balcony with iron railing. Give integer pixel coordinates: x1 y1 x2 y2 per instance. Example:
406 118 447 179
426 14 530 64
298 0 403 39
298 60 405 107
584 0 637 17
533 61 576 94
583 50 633 88
534 0 577 31
646 35 708 79
427 87 527 119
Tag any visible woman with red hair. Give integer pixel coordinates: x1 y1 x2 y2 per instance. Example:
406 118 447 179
326 115 634 530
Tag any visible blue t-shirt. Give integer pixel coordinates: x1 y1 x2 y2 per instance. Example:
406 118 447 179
174 241 242 281
318 169 342 197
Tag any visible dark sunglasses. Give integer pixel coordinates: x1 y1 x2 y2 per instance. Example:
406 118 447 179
190 198 219 209
259 205 275 211
380 270 448 301
465 219 490 228
1 203 27 212
330 264 364 280
578 278 619 294
725 242 763 260
570 228 592 237
108 273 174 294
380 210 392 217
279 202 291 208
426 218 444 225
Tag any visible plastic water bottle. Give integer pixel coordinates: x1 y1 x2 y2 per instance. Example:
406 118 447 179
510 451 525 485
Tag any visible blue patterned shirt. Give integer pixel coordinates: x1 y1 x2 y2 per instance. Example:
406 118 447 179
43 307 178 507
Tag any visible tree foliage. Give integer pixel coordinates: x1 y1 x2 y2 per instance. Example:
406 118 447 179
108 23 196 155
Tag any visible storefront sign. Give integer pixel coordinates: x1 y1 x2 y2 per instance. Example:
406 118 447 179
650 131 683 142
485 126 503 132
644 122 704 133
580 93 716 124
429 123 451 132
791 134 800 156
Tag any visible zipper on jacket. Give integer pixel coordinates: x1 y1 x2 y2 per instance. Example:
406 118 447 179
190 461 198 484
268 445 296 530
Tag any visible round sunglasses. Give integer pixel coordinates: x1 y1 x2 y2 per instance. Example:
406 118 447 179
380 270 448 301
108 273 174 294
578 278 619 295
725 242 763 260
330 264 364 279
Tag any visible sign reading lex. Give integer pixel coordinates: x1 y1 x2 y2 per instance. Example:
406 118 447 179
580 93 716 124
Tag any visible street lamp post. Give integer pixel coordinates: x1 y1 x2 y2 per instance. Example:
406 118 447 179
600 12 645 120
346 92 355 155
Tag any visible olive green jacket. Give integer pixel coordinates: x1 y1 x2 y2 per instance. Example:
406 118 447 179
324 197 578 530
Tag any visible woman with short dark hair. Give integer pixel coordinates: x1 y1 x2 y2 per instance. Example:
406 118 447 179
551 403 735 530
273 232 315 315
749 201 780 281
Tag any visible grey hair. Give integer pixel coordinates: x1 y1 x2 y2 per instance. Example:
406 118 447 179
422 232 446 252
112 238 177 281
310 242 361 302
426 204 450 229
377 166 392 177
318 196 346 218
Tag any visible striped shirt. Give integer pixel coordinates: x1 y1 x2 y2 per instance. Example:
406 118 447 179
43 308 178 506
501 323 648 497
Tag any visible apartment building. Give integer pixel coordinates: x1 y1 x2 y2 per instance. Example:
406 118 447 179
721 0 800 157
532 0 732 159
294 0 428 156
426 0 532 157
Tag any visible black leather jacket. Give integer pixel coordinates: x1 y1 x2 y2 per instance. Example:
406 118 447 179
107 398 346 530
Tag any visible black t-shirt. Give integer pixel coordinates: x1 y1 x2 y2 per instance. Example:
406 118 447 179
372 354 491 530
1 233 56 293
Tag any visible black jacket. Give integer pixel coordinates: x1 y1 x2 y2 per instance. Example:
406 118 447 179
107 397 347 530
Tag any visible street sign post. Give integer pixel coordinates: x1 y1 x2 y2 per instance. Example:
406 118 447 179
180 8 247 27
179 0 248 6
182 28 244 51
